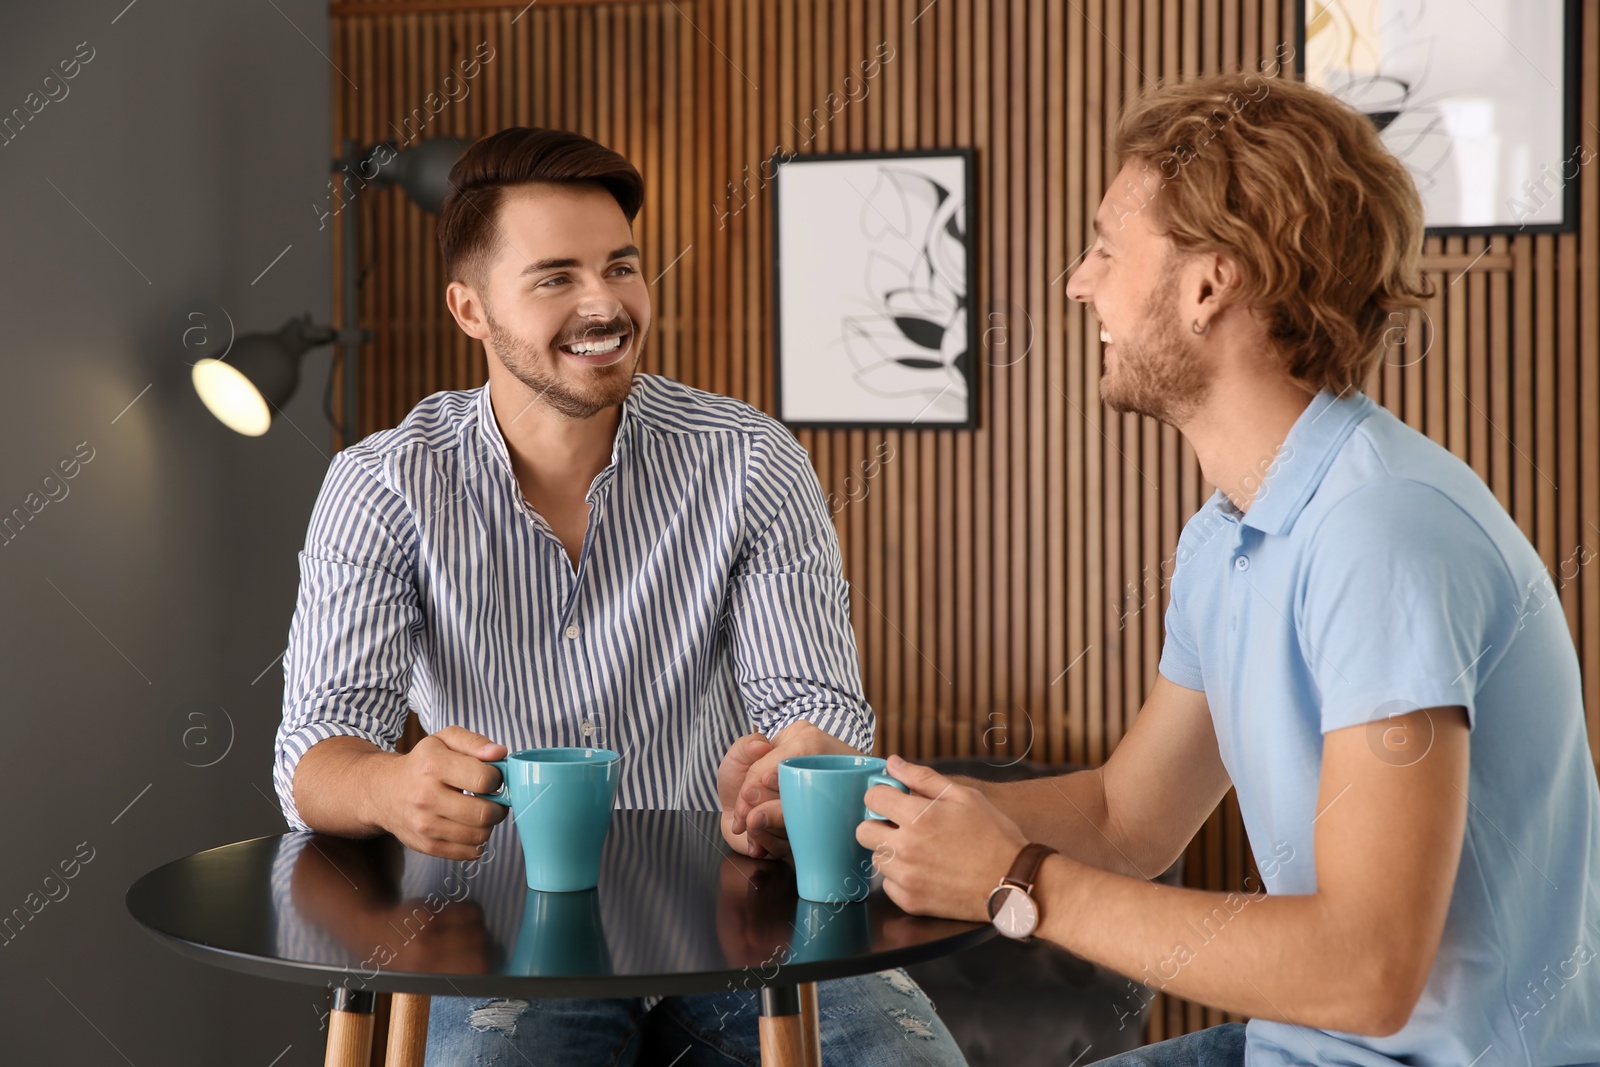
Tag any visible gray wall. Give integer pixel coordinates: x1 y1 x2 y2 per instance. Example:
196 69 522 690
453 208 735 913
1 2 339 1063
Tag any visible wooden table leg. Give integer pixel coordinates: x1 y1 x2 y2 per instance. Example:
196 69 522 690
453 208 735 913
757 983 821 1067
798 982 820 1065
324 988 375 1067
385 993 431 1067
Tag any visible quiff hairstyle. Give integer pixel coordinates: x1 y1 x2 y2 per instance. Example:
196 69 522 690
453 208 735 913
437 127 645 288
1114 72 1433 395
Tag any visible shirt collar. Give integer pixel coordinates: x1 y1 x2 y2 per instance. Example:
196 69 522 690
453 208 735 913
1232 388 1378 537
473 379 639 500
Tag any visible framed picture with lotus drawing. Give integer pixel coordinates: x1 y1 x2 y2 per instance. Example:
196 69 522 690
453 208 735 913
1296 0 1582 235
771 149 978 429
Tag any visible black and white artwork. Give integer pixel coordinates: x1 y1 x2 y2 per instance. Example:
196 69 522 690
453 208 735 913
1298 0 1580 234
772 150 977 428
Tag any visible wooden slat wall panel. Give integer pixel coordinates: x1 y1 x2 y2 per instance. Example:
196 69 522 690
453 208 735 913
330 0 1600 1041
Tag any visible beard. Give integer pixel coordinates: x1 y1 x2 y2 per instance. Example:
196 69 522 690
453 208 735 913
1098 269 1212 426
486 306 642 420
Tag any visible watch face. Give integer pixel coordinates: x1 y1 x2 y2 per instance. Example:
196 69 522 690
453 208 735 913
990 886 1038 939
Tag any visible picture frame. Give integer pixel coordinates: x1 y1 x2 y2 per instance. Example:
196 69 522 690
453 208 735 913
771 148 979 429
1295 0 1582 235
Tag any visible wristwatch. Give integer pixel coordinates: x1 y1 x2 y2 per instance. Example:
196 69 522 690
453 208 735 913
986 842 1058 940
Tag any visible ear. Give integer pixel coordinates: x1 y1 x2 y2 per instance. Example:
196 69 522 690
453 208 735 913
446 280 490 341
1194 251 1243 319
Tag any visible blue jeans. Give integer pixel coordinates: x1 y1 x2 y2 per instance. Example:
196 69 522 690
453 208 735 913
1089 1023 1246 1066
425 968 970 1066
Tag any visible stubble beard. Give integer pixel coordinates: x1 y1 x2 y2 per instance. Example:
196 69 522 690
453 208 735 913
487 308 642 421
1098 270 1212 427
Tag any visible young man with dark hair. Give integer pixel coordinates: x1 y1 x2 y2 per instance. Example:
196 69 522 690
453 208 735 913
840 72 1600 1063
274 126 968 1065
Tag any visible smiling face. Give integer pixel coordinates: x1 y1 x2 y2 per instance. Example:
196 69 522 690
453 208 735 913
453 182 652 420
1066 162 1213 426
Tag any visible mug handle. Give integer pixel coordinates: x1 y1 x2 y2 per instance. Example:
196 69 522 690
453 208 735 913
864 773 910 821
471 759 512 806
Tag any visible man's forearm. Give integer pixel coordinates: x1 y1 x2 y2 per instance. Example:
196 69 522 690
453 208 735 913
1034 855 1392 1036
290 736 400 837
951 769 1153 879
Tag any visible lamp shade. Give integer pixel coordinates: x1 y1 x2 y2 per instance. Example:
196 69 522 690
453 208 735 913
363 137 473 213
192 316 330 436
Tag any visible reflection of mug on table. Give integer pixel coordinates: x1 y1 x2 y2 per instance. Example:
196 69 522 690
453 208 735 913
507 889 612 976
786 898 872 965
778 755 910 903
474 747 621 892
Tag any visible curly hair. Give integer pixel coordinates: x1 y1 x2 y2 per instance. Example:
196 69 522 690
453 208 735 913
1113 71 1433 395
437 127 644 288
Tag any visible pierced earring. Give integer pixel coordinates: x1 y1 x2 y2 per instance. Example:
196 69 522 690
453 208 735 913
1191 318 1210 336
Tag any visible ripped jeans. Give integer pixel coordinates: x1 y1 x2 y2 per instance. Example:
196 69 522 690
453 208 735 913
424 968 970 1066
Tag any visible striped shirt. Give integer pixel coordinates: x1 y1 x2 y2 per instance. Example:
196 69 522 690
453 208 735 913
273 374 874 832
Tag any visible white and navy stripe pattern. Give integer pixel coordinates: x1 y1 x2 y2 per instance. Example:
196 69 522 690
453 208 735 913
273 374 873 831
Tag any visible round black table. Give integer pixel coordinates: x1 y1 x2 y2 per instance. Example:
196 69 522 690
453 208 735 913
127 810 993 1067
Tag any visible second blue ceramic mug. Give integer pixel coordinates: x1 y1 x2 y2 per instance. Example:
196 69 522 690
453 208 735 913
475 747 621 892
778 754 910 903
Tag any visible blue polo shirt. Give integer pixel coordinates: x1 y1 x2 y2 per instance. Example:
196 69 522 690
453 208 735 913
1159 389 1600 1065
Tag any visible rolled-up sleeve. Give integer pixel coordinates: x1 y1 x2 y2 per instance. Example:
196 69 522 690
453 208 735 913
273 451 421 831
724 425 874 753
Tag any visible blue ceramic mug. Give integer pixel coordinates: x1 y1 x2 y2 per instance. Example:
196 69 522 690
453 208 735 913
475 747 620 892
777 755 910 903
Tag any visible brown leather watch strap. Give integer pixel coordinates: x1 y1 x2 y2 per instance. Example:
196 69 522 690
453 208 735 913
1001 842 1058 892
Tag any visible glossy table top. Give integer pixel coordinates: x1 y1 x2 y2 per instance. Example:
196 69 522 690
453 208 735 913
126 810 993 998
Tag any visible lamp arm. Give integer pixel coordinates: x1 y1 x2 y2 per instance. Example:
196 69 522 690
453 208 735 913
279 314 356 351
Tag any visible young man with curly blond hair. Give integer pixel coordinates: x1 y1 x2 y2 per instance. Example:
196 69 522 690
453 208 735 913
837 71 1600 1064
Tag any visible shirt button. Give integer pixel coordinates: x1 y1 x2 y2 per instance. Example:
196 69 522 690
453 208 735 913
564 624 580 640
581 720 595 737
1235 556 1250 571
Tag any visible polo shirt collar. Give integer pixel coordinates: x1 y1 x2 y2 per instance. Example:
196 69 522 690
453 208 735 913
1234 388 1378 537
